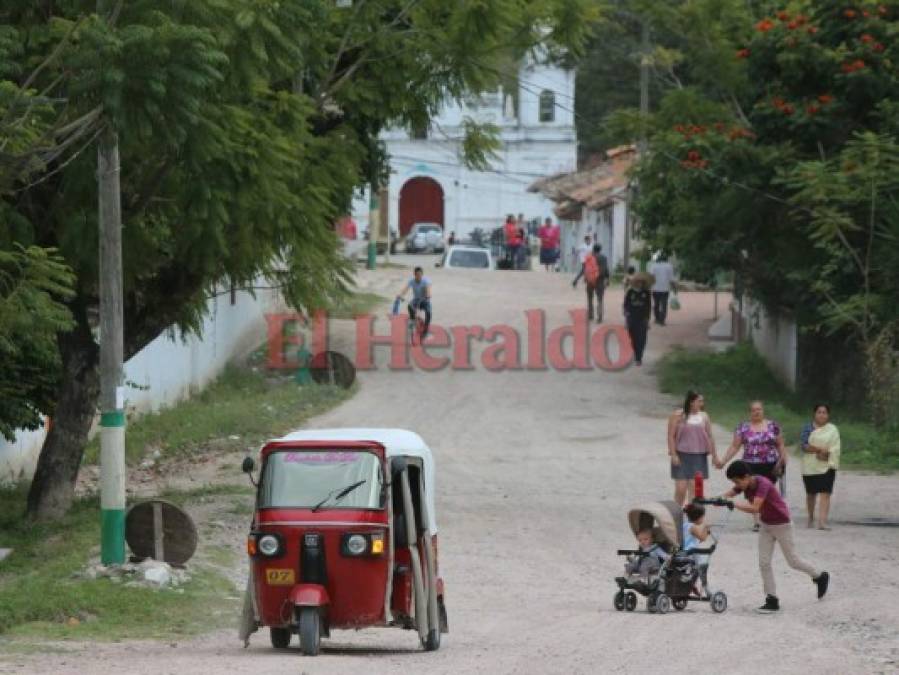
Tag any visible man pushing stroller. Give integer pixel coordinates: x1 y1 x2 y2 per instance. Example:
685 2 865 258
719 461 830 613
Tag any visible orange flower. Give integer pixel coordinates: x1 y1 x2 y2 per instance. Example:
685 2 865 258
818 93 834 104
674 124 686 133
772 96 786 109
787 20 799 30
806 104 820 115
794 14 809 25
879 5 889 16
841 59 866 73
874 43 886 52
844 9 857 19
861 34 874 43
782 104 795 115
776 10 791 21
736 48 751 59
808 26 819 34
687 150 702 162
863 10 871 17
756 18 775 32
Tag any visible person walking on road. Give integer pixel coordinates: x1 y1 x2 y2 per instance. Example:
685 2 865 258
800 403 841 530
538 217 560 271
718 400 787 531
583 244 610 322
648 254 676 325
623 273 652 366
721 460 830 613
571 234 592 287
668 391 718 505
504 214 522 270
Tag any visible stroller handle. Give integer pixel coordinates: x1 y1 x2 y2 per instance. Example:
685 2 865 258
694 497 734 510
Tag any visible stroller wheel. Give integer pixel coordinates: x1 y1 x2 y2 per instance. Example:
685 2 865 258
625 592 637 611
655 594 672 615
711 591 728 614
673 598 688 611
613 591 626 611
647 592 658 614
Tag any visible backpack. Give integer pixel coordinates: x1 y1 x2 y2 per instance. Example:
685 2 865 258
584 254 601 286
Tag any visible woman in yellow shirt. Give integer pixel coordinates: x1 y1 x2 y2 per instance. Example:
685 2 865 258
800 403 841 530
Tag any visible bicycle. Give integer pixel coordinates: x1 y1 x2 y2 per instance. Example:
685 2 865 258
393 297 427 345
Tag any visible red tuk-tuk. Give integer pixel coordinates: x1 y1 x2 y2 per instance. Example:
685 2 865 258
238 428 447 655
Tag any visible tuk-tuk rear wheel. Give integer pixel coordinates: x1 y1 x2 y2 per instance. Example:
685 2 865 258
298 608 321 656
270 627 291 649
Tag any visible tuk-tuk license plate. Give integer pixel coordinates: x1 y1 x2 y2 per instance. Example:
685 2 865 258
265 569 295 586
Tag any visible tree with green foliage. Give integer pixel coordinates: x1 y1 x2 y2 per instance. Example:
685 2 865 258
603 0 898 421
0 245 74 442
0 0 596 518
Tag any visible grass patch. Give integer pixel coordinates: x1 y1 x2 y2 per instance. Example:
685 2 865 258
328 291 386 320
84 365 355 465
0 485 239 640
657 343 899 471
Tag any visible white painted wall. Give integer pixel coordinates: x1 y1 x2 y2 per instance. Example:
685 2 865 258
740 297 798 390
0 284 284 483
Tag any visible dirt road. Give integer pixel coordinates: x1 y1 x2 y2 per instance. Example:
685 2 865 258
4 259 899 674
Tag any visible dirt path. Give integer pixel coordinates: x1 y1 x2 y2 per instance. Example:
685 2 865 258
3 259 899 675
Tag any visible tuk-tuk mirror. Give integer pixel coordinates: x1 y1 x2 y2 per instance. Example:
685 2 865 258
241 456 255 474
390 456 408 476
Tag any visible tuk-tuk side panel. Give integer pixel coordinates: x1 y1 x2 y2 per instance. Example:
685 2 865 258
391 547 414 618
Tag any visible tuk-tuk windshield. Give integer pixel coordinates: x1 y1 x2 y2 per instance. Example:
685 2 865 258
260 450 383 510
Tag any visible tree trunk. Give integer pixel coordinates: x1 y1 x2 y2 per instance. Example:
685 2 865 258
26 307 100 520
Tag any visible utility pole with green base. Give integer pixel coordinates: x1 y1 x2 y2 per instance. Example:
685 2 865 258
98 0 126 566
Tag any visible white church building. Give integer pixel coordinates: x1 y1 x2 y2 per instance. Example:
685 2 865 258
352 56 577 240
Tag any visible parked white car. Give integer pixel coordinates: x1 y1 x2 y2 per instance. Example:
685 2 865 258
405 222 445 253
436 245 494 270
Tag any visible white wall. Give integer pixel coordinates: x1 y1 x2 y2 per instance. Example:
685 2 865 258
740 297 798 390
0 284 284 483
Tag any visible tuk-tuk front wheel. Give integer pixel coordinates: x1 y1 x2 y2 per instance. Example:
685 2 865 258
422 628 440 651
270 627 291 649
298 608 321 656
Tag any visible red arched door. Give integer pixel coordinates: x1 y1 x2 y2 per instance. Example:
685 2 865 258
399 177 444 237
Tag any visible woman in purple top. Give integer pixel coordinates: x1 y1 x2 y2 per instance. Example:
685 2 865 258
718 400 786 530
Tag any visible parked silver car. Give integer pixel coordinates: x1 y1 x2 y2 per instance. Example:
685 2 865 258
404 222 445 253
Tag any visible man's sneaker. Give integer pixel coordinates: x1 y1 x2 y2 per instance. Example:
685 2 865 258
755 595 779 613
814 571 830 599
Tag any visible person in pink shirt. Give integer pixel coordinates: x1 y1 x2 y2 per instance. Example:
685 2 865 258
537 217 559 271
721 460 830 613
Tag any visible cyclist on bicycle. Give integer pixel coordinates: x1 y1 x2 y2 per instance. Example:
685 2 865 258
396 266 432 338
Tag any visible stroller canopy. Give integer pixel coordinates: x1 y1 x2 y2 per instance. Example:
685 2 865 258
627 501 684 549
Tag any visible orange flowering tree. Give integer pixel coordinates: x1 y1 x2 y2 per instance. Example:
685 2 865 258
627 0 899 413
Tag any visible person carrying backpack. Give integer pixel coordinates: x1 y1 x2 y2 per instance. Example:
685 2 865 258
584 244 609 322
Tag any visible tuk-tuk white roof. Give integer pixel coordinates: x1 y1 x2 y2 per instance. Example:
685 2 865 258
275 428 432 462
273 428 438 534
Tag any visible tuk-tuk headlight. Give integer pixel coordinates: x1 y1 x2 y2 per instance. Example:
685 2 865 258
346 534 368 556
257 534 281 557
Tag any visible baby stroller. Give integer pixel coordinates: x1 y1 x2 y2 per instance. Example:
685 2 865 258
613 500 729 614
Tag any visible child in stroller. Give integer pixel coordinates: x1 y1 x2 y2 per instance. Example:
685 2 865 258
614 500 729 614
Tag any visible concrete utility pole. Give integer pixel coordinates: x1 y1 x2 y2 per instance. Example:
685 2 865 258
98 0 126 565
628 18 651 271
367 184 379 270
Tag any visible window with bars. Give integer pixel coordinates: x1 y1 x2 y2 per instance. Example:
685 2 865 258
539 90 555 123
